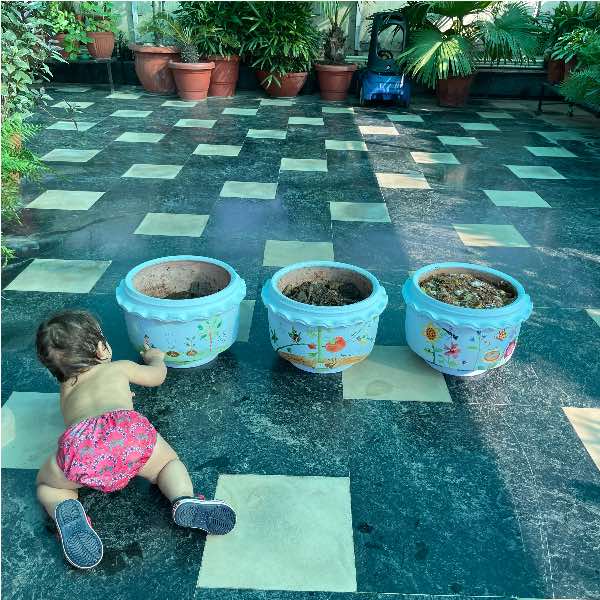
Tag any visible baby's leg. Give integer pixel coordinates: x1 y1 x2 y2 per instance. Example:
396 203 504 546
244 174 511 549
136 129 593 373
138 433 193 501
138 434 235 534
37 455 103 569
36 454 81 518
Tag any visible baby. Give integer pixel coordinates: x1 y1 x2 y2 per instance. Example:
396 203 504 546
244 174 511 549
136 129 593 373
35 310 235 569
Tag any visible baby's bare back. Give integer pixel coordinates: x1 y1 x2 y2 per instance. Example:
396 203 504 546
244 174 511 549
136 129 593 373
60 362 135 427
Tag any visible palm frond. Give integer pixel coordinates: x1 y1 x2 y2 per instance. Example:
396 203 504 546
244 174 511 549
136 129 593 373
397 29 475 88
476 2 537 63
429 1 493 19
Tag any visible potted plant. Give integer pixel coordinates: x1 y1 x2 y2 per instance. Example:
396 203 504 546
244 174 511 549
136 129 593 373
397 1 538 107
116 256 246 369
130 4 180 94
261 261 388 373
314 1 357 101
151 13 215 101
402 263 533 377
558 27 600 110
81 1 118 59
44 2 90 61
173 1 246 97
537 1 600 83
245 1 321 98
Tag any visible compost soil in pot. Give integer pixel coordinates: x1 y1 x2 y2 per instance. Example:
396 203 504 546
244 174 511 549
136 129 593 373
419 272 516 309
283 280 365 306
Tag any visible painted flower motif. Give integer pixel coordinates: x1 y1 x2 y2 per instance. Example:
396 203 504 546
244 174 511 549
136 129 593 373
308 343 316 349
423 323 441 342
444 342 460 357
496 329 508 341
325 336 346 352
289 327 301 343
504 339 517 359
483 350 501 362
166 350 180 357
270 330 278 344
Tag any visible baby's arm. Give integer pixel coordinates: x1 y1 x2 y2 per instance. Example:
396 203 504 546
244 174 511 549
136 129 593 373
115 347 167 387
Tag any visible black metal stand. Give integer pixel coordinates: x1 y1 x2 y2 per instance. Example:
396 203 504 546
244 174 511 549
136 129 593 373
536 82 574 117
50 58 116 93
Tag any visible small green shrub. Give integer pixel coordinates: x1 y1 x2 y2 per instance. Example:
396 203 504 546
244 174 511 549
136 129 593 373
245 1 321 87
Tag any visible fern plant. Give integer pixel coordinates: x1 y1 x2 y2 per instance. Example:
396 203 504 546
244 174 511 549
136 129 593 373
559 28 600 110
397 1 538 89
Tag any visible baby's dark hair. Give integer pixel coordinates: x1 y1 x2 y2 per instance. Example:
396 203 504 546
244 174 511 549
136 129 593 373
36 310 107 382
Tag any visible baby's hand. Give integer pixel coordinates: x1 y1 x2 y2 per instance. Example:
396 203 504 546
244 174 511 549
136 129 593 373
141 345 166 365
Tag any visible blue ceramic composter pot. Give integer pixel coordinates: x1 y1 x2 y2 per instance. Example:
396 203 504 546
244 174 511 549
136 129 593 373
402 262 533 377
116 256 246 368
262 261 388 373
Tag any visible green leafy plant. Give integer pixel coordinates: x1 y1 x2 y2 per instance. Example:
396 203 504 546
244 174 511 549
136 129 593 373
245 1 321 87
1 2 63 115
319 1 353 64
1 115 46 264
397 1 538 89
173 1 246 58
537 1 600 56
552 25 596 63
80 1 119 33
44 2 91 59
559 27 600 110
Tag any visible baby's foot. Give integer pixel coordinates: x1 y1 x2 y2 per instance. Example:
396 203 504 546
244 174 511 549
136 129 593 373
54 499 103 569
172 494 236 535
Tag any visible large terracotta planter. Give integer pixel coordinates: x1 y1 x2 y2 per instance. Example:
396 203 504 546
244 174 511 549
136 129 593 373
54 34 78 61
86 31 115 59
314 62 357 101
437 75 474 107
130 44 180 94
547 58 564 84
256 70 308 98
168 61 215 101
206 55 240 97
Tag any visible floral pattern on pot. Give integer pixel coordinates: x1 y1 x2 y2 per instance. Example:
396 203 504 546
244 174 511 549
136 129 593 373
402 262 533 377
267 313 380 373
261 260 388 374
116 255 246 369
125 311 235 368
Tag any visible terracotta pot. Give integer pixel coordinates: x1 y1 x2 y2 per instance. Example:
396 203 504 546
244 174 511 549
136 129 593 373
130 44 180 94
314 62 357 101
87 31 115 59
437 75 474 107
547 58 565 84
54 33 78 61
205 55 240 97
256 70 308 98
168 61 215 100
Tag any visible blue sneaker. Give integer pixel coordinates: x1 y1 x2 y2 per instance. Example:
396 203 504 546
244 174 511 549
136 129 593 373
172 494 236 535
55 499 103 569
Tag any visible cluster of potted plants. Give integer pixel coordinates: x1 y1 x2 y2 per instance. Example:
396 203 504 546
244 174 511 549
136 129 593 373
396 1 538 107
128 1 358 101
132 1 245 97
44 1 118 61
538 1 600 84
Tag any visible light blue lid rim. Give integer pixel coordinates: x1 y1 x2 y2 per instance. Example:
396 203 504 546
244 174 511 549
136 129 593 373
402 262 533 328
116 255 246 322
262 260 388 327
